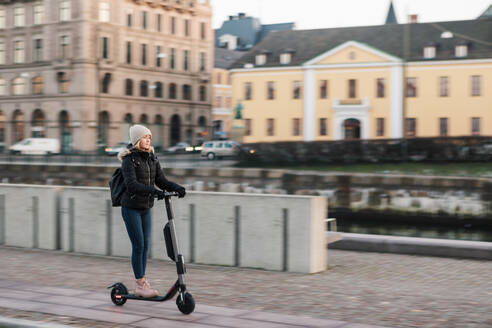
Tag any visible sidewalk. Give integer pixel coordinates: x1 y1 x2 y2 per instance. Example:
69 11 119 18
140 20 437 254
0 246 491 328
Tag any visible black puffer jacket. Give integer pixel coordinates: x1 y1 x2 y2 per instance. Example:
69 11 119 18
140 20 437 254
118 147 181 209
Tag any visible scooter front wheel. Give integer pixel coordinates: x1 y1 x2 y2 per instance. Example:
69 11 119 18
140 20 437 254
176 292 195 314
110 283 128 306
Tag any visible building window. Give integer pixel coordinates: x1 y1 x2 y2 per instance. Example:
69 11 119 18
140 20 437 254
215 96 222 108
423 46 436 59
33 39 43 62
280 53 291 64
34 4 44 25
32 76 43 95
199 85 206 101
376 118 385 137
0 79 6 95
292 118 301 136
183 50 189 71
126 41 132 64
376 78 385 98
0 9 5 28
471 75 481 96
127 13 132 27
14 7 25 27
156 46 162 67
154 82 163 98
169 83 176 99
319 118 327 136
319 80 328 99
225 97 231 108
455 45 467 58
59 0 71 21
101 73 111 93
406 77 417 97
140 80 148 97
216 72 221 84
200 52 206 71
157 14 161 32
471 117 480 136
255 54 266 65
348 79 357 98
185 19 190 36
125 79 133 96
170 48 175 69
14 40 25 63
99 2 110 22
292 81 302 99
141 44 147 66
56 72 69 93
142 11 147 29
57 72 69 93
12 77 26 95
200 22 206 40
405 118 416 137
245 119 251 136
439 76 449 97
267 81 275 100
102 37 109 59
60 35 70 59
439 118 448 136
0 42 4 64
266 118 274 136
171 17 176 34
244 82 252 100
183 84 191 100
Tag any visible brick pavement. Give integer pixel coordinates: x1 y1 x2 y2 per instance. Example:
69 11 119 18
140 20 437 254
0 246 491 328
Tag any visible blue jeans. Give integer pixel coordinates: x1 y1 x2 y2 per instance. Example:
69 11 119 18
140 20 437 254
121 207 152 279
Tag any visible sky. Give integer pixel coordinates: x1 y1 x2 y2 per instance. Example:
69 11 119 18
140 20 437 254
211 0 491 30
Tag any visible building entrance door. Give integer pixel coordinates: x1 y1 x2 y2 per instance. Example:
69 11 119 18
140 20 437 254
343 118 361 139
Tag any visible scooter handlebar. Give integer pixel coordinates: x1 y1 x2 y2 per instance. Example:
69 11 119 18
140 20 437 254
155 191 180 198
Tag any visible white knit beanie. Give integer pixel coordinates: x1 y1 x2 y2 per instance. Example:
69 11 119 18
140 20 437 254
129 124 152 146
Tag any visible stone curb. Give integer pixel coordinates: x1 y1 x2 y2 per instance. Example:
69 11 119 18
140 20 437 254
329 233 492 260
0 316 73 328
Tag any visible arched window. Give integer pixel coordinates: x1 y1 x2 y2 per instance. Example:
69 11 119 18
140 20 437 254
31 109 45 137
32 76 44 95
140 113 148 124
199 85 206 102
12 77 26 95
154 114 163 150
0 111 5 144
169 83 176 99
125 79 133 96
12 109 24 142
98 111 110 146
59 110 71 153
140 80 148 97
170 114 181 146
183 84 191 100
154 82 163 98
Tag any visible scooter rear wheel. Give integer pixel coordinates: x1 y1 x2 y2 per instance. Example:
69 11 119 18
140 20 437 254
176 292 195 314
110 283 128 306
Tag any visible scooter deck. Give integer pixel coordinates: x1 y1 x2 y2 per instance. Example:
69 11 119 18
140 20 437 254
121 293 169 302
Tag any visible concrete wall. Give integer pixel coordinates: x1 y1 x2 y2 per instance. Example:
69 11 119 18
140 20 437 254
0 184 327 273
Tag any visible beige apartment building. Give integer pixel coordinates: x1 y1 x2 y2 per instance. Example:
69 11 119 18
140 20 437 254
0 0 213 152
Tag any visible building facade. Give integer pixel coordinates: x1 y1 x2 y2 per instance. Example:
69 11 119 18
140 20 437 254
0 0 212 152
230 18 492 143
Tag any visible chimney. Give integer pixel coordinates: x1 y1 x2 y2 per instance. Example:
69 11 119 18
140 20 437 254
229 16 234 20
409 14 418 23
238 12 246 19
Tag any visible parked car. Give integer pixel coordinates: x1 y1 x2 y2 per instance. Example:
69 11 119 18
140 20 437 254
105 142 130 156
164 142 190 153
9 138 60 155
200 140 242 160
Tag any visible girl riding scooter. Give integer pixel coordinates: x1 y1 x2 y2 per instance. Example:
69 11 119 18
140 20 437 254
117 124 186 298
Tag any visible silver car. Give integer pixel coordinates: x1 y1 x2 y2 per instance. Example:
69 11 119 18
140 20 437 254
201 140 240 160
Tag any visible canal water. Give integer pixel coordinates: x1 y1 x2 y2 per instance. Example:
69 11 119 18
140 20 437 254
333 211 492 242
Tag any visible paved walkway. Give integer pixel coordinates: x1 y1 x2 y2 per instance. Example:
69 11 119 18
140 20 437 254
0 246 491 328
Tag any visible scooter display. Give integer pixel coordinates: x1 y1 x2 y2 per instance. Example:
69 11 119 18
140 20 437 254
108 191 195 315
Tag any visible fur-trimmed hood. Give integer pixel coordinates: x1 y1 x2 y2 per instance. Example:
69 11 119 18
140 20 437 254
117 147 155 162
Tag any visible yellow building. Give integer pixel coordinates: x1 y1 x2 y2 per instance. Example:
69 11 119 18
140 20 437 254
230 18 492 143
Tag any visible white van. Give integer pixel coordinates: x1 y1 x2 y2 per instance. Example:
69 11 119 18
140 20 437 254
201 140 240 160
9 138 61 155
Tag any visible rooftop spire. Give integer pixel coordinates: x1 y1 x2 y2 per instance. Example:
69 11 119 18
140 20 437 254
385 0 398 24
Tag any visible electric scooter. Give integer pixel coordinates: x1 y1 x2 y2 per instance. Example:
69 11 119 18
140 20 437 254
108 191 195 315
